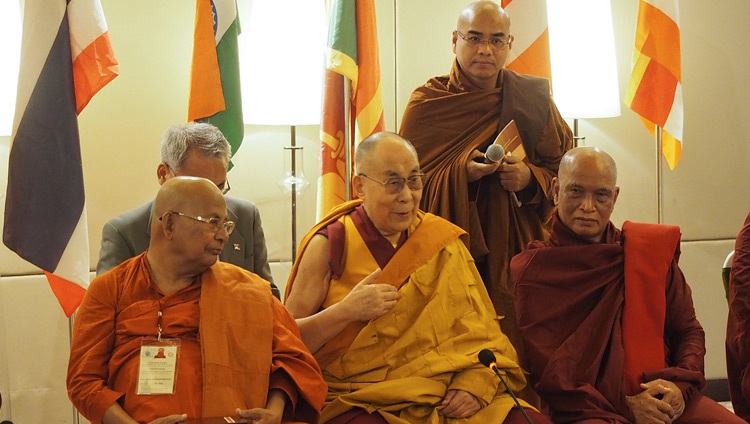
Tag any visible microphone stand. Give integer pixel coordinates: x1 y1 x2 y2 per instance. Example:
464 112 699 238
489 363 534 424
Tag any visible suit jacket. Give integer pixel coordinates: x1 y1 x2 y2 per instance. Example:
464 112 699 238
96 196 279 298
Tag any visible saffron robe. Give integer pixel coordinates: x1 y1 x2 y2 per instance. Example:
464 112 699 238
286 200 533 424
511 216 731 423
727 212 750 420
67 254 326 423
399 61 573 367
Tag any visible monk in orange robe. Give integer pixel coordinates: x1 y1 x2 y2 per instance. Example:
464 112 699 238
67 177 326 424
727 212 750 420
285 132 550 424
511 147 744 423
398 1 573 384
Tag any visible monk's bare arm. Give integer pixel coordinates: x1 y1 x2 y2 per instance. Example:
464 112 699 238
285 235 393 353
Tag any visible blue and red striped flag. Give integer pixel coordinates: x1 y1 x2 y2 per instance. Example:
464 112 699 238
3 0 118 317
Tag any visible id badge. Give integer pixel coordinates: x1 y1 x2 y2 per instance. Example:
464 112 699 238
137 338 181 395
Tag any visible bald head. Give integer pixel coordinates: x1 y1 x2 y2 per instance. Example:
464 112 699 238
355 132 418 174
153 176 225 221
553 147 619 243
353 132 423 244
457 1 510 29
149 176 230 277
453 1 513 90
559 147 617 183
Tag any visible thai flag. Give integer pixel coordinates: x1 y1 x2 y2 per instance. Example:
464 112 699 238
3 0 118 317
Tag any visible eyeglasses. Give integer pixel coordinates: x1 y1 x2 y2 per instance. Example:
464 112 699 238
456 30 512 49
359 173 426 195
160 211 236 234
165 163 231 195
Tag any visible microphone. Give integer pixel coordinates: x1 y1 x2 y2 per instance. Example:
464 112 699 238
480 144 522 208
478 349 534 424
483 143 506 164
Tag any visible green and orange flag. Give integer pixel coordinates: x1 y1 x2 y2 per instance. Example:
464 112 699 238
624 0 683 170
317 0 384 219
188 0 244 168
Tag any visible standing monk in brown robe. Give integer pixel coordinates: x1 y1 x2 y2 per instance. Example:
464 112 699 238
512 147 745 423
399 1 573 382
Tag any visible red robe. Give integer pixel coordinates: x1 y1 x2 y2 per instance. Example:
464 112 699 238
511 216 708 423
727 212 750 420
67 254 326 423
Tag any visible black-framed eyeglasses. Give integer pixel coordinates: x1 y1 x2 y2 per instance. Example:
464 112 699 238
359 173 426 195
456 30 512 49
165 163 231 195
160 211 235 234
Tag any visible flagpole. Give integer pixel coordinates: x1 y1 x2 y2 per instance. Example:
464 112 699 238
69 315 80 424
656 125 663 224
343 76 353 201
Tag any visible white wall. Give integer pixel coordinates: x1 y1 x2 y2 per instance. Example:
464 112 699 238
1 0 749 421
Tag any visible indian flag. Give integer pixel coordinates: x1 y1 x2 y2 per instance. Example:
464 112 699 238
317 0 384 219
4 0 118 317
188 0 244 167
624 0 682 170
501 0 552 80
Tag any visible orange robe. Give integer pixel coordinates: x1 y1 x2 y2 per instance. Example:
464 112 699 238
727 212 750 420
286 201 533 424
399 61 573 369
67 254 326 423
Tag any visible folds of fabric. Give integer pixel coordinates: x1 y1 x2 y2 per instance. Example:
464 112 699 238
399 63 571 374
727 212 750 420
288 201 531 423
512 216 706 422
4 0 118 316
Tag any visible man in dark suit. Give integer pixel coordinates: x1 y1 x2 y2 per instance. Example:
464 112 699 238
96 122 279 298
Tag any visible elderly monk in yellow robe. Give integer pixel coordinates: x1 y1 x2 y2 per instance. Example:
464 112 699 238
67 177 326 424
284 132 550 424
399 2 573 389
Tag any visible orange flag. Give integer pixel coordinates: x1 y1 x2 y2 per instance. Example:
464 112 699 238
317 0 384 219
501 0 551 80
624 0 683 170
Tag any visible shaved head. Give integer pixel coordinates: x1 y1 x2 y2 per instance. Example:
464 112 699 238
355 132 418 175
457 1 510 29
553 147 619 243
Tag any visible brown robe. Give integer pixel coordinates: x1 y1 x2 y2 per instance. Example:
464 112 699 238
67 254 326 423
511 215 731 423
727 212 750 420
399 60 573 368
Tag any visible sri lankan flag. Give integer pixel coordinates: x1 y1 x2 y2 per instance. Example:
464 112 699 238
317 0 384 219
624 0 682 170
501 0 551 80
188 0 244 167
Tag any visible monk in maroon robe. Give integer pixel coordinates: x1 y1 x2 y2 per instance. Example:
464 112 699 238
727 212 750 420
399 2 573 388
511 147 744 423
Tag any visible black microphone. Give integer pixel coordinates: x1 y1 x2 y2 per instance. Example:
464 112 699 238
478 349 534 424
483 143 506 164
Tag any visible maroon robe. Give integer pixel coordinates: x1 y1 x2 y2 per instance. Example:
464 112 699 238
511 216 711 423
727 212 750 420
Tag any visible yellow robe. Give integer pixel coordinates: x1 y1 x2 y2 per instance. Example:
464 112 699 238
286 200 532 424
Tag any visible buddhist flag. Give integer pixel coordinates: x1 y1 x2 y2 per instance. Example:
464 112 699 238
624 0 682 170
501 0 552 80
317 0 384 219
3 0 118 317
188 0 244 167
